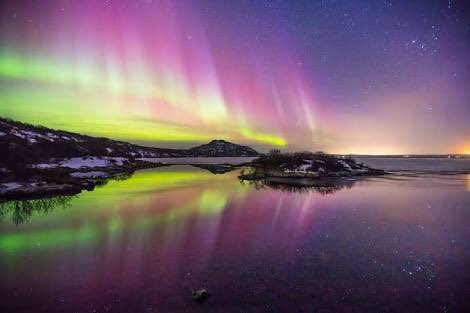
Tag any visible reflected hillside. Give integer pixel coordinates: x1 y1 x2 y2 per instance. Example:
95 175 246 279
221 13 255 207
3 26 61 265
190 164 238 174
0 164 365 229
0 196 75 225
242 177 360 195
0 165 235 225
0 166 248 254
0 171 135 224
0 165 363 227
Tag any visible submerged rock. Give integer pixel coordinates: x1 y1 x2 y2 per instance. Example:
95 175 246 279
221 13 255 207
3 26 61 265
192 288 211 303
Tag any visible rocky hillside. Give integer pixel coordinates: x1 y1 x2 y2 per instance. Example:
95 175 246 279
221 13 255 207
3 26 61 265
188 140 259 157
0 117 185 168
0 117 259 169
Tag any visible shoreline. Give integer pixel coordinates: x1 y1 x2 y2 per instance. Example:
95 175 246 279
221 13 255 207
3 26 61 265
0 158 166 201
238 152 388 184
0 156 254 201
3 155 470 201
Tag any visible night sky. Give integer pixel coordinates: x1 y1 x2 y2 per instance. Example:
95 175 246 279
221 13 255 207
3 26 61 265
0 0 469 154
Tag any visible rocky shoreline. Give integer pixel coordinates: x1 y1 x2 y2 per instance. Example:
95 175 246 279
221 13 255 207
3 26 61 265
1 117 262 200
0 157 165 200
0 151 389 201
239 151 387 183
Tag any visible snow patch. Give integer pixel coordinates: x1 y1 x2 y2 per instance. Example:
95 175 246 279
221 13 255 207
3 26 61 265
70 171 107 178
285 160 314 173
46 132 59 139
8 128 59 142
11 130 26 138
60 157 111 169
21 130 41 137
32 157 127 169
1 182 23 192
296 163 312 172
33 163 56 169
338 160 352 170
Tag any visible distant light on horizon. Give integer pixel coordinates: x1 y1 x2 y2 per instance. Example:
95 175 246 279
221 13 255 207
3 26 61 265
328 146 404 156
456 144 470 155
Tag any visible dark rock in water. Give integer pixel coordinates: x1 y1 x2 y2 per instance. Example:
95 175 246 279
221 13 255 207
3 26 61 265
192 288 211 303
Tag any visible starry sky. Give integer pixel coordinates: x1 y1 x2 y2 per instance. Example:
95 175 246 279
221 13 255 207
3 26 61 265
0 0 469 154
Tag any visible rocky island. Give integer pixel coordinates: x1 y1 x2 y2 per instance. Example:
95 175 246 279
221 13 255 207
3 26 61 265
239 150 387 186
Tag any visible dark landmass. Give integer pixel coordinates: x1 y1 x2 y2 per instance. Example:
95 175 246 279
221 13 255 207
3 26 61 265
0 159 161 201
0 195 76 225
188 139 258 157
0 117 186 169
0 117 259 199
244 176 359 195
239 150 387 184
0 117 260 168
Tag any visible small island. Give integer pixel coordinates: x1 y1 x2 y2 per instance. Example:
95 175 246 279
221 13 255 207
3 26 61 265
239 150 387 185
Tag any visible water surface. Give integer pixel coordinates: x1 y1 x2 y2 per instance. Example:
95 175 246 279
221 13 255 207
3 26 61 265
1 163 470 312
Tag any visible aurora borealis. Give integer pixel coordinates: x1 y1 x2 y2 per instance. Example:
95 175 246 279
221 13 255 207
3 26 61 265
0 0 469 153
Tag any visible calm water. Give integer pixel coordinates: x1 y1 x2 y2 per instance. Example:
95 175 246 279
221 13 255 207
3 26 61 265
1 163 470 312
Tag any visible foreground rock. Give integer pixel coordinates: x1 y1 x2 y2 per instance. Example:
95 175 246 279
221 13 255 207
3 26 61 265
192 288 211 303
239 151 387 182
